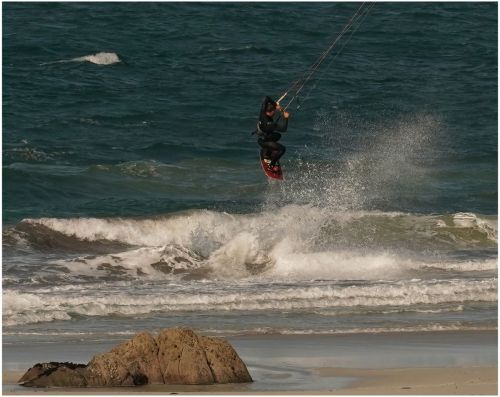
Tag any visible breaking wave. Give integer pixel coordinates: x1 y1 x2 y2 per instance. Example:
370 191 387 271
3 207 497 284
12 208 497 248
4 206 496 328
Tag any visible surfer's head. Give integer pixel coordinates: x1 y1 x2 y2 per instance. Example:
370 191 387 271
265 102 277 116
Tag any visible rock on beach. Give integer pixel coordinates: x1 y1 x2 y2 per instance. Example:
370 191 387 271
18 328 252 387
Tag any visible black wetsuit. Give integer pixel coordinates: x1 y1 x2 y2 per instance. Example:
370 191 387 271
256 96 288 166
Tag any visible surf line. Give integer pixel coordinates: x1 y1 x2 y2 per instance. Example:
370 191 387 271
277 2 375 111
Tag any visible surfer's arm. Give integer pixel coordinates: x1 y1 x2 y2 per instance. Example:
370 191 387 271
275 115 288 132
258 96 288 133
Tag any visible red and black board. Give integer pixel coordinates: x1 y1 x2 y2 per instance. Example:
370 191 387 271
259 151 283 180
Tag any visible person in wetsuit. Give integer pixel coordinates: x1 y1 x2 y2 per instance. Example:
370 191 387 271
256 96 290 171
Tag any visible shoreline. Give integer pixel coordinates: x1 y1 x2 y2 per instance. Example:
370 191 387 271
3 367 497 395
3 329 497 394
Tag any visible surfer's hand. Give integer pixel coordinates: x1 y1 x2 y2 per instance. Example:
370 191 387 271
283 111 290 118
275 104 282 111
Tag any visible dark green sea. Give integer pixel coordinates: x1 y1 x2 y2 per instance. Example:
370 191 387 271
2 1 497 355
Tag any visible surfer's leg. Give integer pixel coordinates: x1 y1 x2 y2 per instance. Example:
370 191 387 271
259 134 285 167
273 144 286 166
258 139 273 160
266 141 286 166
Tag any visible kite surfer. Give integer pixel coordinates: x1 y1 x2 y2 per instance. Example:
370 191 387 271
255 96 290 172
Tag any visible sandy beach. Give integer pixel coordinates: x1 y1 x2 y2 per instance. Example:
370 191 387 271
3 330 497 395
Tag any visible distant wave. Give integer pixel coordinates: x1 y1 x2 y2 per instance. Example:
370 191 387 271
207 45 272 54
90 160 171 178
4 147 54 162
41 52 121 66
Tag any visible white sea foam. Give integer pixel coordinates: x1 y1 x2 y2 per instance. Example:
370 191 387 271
42 52 121 66
54 245 205 279
42 248 495 285
2 291 72 326
3 278 496 326
74 52 121 64
452 212 498 241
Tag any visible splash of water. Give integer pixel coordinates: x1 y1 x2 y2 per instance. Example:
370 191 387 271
275 112 442 211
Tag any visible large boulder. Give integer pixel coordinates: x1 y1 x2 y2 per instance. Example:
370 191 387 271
18 328 252 388
200 335 252 383
157 328 214 385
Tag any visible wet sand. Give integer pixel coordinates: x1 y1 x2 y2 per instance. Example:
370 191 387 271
318 366 497 395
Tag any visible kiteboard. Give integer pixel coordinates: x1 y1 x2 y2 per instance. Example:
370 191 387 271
259 151 283 180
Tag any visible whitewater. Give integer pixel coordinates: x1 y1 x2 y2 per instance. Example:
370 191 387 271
3 206 497 335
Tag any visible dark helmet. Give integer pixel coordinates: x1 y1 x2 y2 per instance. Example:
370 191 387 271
265 102 277 113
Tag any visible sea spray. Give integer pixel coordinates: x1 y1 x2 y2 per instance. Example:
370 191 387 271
274 113 441 211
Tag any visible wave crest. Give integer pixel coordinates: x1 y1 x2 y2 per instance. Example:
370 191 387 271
15 208 497 249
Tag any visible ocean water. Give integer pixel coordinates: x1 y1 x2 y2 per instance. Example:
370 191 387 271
3 3 497 344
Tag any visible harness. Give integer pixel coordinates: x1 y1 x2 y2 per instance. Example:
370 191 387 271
253 113 282 137
254 121 265 137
